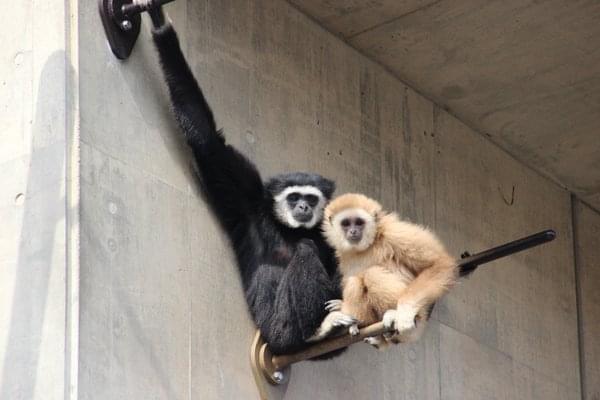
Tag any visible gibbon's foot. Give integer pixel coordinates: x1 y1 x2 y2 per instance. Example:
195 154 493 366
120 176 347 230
461 251 471 259
298 238 319 254
306 311 357 342
364 336 383 349
325 299 342 312
383 305 418 334
364 336 389 350
348 324 359 336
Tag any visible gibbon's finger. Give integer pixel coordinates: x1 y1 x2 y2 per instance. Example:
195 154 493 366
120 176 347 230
394 305 418 333
325 299 343 312
348 324 360 336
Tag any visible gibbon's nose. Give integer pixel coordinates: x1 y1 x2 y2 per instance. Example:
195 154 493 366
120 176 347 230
298 203 310 213
348 229 361 242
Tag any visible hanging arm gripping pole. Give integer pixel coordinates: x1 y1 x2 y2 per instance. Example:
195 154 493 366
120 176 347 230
98 0 176 59
254 229 556 385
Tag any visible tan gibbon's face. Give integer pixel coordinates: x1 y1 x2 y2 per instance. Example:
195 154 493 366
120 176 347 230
325 207 377 252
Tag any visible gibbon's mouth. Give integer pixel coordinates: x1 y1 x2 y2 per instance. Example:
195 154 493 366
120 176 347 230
294 213 313 223
347 236 362 244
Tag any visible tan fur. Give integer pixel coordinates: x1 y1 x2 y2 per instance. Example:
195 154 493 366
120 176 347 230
323 193 458 346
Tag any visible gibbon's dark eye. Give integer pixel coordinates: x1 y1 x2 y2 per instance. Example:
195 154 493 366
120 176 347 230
341 219 351 228
355 218 365 226
287 193 301 202
305 194 319 207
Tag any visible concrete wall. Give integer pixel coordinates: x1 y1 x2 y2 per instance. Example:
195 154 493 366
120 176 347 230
574 201 600 400
76 1 583 399
1 0 596 399
0 1 75 399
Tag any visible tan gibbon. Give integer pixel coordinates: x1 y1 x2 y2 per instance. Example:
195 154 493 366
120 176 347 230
309 193 458 348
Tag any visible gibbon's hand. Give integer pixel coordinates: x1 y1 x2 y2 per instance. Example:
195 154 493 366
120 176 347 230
148 6 167 29
306 311 358 342
325 299 342 312
382 304 418 334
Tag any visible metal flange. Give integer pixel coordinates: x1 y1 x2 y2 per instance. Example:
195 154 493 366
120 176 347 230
98 0 142 59
250 331 290 387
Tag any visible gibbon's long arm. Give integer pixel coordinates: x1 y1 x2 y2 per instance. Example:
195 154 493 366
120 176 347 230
151 20 264 229
395 258 457 312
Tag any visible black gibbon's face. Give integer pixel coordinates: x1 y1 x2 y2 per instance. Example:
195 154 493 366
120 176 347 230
273 186 326 229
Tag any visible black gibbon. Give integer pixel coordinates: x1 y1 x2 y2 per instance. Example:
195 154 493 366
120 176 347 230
310 194 458 348
149 10 346 355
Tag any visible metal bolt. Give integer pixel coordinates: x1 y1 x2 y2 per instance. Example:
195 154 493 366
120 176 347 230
120 20 133 31
272 371 285 384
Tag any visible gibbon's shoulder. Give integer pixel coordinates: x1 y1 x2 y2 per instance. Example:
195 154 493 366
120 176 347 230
376 213 446 253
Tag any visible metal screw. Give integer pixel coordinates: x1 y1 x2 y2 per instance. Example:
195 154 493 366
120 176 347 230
120 20 133 31
272 371 285 384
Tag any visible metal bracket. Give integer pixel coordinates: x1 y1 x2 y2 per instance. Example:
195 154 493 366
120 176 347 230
99 0 141 60
98 0 176 59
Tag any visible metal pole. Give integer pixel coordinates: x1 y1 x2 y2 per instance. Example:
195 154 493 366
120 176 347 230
272 322 391 370
255 229 557 381
458 229 555 276
121 0 177 16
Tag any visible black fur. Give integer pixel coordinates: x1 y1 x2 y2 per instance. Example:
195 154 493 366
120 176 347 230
152 23 342 355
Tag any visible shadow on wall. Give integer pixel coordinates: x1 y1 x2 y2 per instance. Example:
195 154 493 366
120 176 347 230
0 51 69 399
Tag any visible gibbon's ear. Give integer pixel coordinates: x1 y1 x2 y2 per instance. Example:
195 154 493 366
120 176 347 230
373 210 383 222
319 178 336 200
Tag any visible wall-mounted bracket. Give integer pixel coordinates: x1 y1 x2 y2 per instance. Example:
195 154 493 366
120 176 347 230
99 0 176 59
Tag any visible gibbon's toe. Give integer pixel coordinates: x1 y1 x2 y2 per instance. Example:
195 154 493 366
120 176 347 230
330 311 357 327
382 309 398 331
364 337 380 349
382 330 394 340
325 299 342 312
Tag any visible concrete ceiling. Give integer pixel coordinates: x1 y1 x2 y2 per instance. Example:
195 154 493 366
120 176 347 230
289 0 600 210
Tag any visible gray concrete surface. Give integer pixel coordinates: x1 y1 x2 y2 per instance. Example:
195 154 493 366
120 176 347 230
290 0 600 212
0 1 73 399
1 0 597 399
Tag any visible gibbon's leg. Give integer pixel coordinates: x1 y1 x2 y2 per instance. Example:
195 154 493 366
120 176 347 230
360 266 411 349
339 276 376 337
385 256 457 334
260 240 344 353
362 265 412 319
246 264 284 336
